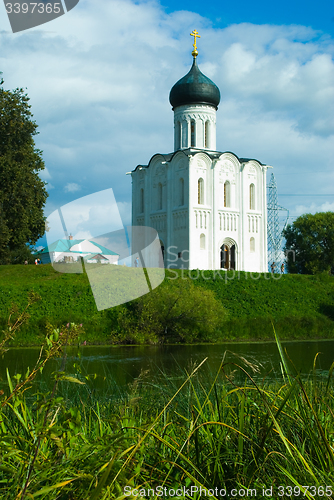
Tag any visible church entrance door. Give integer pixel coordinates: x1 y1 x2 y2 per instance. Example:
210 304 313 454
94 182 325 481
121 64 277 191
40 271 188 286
220 244 235 270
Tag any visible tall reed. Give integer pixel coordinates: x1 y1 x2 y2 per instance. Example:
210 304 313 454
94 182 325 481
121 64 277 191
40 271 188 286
1 309 333 499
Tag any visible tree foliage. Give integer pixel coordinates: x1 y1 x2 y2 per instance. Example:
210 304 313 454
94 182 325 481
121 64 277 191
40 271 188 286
283 212 334 274
0 78 48 264
114 278 228 344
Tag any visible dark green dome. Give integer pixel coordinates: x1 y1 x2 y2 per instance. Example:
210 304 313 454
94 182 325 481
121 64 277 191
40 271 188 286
169 57 220 110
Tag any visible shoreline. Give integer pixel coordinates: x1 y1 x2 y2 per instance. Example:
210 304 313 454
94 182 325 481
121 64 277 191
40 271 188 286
6 335 334 349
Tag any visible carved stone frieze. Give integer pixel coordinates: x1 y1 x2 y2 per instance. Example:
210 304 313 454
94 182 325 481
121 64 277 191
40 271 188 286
247 165 256 180
218 161 236 184
176 158 187 170
155 165 166 177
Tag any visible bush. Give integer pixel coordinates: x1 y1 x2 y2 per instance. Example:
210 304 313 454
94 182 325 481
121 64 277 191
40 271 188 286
113 279 228 344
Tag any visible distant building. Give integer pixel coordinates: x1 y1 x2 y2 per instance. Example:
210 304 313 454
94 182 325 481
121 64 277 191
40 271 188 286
131 33 270 272
37 235 119 265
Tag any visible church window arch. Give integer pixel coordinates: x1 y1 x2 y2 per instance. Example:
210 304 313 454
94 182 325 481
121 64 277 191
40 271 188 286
250 183 255 210
191 120 196 147
176 121 181 150
180 177 184 206
224 181 230 208
200 233 205 249
198 178 204 204
157 182 162 210
140 188 144 213
220 244 236 270
205 120 210 148
159 240 165 265
250 237 255 252
182 121 187 148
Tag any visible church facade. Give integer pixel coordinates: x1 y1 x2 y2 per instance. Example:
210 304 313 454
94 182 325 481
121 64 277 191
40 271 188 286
131 34 269 272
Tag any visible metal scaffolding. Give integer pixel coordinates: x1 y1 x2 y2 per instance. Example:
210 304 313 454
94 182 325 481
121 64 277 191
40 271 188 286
267 173 289 273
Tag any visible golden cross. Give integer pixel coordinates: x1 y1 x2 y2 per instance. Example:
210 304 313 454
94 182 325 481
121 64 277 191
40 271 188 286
190 29 200 57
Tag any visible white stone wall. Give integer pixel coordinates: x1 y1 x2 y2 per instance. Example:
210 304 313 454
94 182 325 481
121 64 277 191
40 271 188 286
132 150 268 272
173 104 217 151
131 99 268 272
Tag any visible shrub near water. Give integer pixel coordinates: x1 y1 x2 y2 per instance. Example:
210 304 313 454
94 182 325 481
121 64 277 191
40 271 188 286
112 279 228 344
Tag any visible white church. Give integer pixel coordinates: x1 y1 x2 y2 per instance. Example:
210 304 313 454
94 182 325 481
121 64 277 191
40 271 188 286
131 32 270 272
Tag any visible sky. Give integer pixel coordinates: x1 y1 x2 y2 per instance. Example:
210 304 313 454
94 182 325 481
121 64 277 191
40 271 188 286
0 0 333 246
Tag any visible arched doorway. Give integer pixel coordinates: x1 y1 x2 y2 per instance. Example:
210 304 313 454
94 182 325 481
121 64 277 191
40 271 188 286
220 244 236 270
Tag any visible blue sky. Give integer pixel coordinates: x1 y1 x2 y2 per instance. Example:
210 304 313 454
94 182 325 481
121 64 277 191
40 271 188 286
0 0 333 245
163 0 334 37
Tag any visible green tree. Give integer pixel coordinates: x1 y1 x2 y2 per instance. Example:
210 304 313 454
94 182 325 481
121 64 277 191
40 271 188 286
0 77 48 264
283 212 334 274
115 278 228 344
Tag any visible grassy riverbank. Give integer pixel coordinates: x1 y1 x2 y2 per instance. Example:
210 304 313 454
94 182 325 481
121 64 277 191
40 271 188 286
1 350 334 499
0 264 333 345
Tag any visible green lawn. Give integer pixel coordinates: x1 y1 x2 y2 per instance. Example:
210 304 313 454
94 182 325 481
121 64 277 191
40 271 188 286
0 265 333 344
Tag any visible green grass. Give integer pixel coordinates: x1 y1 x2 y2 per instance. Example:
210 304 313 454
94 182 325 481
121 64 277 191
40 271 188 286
0 265 334 344
1 351 334 499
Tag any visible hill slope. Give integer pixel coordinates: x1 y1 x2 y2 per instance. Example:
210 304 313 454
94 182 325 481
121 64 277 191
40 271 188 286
0 265 333 344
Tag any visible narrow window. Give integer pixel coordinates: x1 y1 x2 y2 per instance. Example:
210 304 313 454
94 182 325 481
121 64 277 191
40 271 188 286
180 178 184 206
250 237 255 252
250 183 255 210
198 178 204 204
191 120 195 147
220 244 229 269
200 233 205 249
158 182 162 210
182 121 187 148
159 240 164 265
140 188 144 213
205 120 210 148
224 181 230 208
176 121 181 150
230 245 236 270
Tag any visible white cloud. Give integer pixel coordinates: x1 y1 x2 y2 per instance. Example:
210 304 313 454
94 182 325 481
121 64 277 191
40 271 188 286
295 201 334 216
39 167 52 180
0 0 333 225
64 183 81 193
46 188 124 244
73 230 93 240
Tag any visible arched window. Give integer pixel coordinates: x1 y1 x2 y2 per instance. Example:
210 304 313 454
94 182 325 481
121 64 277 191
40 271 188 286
200 233 205 249
180 178 184 206
224 181 230 208
198 178 204 205
182 121 187 148
220 244 236 270
159 240 164 266
140 188 144 213
176 121 181 150
250 237 255 252
157 183 162 210
205 120 210 148
250 183 255 210
191 120 195 147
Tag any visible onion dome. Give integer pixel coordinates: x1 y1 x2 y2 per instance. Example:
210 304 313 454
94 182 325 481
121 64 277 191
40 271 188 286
169 57 221 110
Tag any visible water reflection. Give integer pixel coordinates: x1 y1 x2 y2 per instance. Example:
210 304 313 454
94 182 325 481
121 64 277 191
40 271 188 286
1 340 334 396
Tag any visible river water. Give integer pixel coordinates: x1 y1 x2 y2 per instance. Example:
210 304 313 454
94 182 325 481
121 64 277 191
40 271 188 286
1 340 334 395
